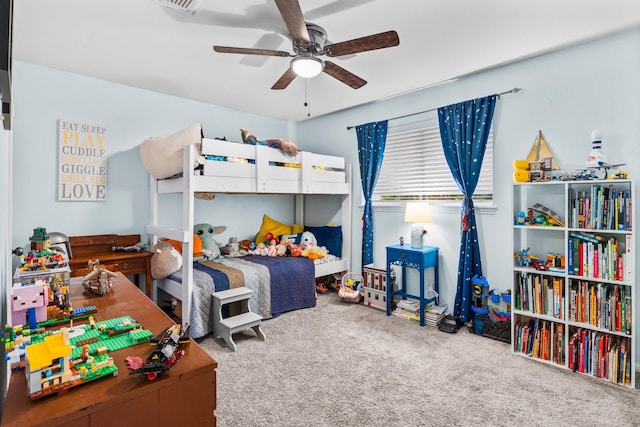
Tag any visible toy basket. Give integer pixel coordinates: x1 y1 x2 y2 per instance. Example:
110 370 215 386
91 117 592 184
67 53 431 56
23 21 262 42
338 272 363 303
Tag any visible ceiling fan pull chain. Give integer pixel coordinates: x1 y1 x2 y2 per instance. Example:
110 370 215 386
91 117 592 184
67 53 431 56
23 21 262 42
305 79 311 117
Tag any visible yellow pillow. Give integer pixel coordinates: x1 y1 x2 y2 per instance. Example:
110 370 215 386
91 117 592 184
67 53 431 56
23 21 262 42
255 214 303 244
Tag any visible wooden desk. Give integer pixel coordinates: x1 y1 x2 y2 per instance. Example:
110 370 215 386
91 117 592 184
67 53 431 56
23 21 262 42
68 234 154 298
1 273 217 427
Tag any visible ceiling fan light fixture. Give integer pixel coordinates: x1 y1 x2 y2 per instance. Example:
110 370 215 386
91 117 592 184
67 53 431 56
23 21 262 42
291 56 324 79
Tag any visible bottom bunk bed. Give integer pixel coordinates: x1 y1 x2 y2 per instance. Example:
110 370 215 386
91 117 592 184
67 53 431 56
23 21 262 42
143 132 353 339
158 255 347 339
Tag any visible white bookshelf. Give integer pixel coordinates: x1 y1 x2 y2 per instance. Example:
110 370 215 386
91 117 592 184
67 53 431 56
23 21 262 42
511 179 635 388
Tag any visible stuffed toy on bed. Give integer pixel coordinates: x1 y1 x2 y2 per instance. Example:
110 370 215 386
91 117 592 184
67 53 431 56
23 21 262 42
150 241 182 279
240 129 299 156
299 231 327 260
194 223 226 259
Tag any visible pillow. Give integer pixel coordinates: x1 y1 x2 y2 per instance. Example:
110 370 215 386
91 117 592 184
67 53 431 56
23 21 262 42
150 241 182 279
304 225 342 257
139 123 203 179
255 214 303 244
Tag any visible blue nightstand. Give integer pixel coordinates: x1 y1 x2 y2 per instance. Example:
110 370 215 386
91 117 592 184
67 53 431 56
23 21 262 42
386 244 439 326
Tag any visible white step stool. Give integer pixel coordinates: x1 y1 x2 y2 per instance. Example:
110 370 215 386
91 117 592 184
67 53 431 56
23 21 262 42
212 287 265 352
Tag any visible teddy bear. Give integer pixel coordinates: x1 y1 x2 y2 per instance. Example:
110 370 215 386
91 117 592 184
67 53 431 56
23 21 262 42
194 223 226 259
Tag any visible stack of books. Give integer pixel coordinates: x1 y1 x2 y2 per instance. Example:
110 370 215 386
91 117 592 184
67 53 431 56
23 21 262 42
393 300 449 326
424 304 449 327
393 299 421 322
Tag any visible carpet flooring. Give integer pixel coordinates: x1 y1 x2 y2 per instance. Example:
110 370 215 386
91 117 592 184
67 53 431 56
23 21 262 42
198 291 640 427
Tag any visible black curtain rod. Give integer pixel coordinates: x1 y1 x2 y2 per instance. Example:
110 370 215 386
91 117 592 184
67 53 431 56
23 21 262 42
346 87 521 130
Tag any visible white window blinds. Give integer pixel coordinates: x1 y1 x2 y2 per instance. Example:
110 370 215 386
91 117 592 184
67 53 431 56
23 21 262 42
373 117 493 202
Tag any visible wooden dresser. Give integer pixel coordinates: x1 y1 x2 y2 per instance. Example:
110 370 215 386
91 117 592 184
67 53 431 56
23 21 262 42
1 273 217 427
68 234 153 298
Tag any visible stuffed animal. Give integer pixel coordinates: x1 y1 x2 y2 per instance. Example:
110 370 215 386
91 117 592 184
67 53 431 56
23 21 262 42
302 245 327 261
287 241 302 257
162 234 203 256
150 241 182 279
299 231 317 250
194 223 226 259
275 240 288 256
240 129 300 156
252 242 269 256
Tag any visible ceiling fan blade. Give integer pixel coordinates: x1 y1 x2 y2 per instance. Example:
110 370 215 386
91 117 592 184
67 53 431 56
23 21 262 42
324 30 399 57
271 68 297 90
274 0 310 44
323 61 367 89
213 46 292 57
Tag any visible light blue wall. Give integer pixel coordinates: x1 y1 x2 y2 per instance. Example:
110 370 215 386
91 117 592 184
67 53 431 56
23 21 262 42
298 29 640 357
9 29 640 361
11 62 298 253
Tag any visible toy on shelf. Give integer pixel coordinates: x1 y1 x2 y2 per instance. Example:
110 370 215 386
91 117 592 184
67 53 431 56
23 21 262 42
513 160 530 183
125 323 190 381
514 248 558 271
514 130 563 182
82 259 117 296
514 248 538 268
527 203 565 227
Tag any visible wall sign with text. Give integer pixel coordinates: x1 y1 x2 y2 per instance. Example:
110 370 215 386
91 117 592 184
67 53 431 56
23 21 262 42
57 119 107 201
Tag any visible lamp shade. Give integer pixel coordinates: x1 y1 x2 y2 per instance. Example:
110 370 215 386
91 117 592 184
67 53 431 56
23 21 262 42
405 202 431 248
404 202 432 224
291 56 324 78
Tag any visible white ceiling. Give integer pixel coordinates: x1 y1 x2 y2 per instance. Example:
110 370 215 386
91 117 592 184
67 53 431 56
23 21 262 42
12 0 640 122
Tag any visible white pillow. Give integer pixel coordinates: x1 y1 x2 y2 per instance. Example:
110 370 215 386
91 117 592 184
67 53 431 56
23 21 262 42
139 123 203 179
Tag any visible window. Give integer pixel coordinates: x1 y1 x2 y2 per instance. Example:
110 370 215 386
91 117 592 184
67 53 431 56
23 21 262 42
373 116 493 203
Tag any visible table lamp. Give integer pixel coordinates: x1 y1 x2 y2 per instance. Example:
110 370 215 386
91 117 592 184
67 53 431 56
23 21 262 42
404 202 432 248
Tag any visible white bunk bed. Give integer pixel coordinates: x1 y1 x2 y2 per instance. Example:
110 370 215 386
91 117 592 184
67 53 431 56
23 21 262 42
147 139 352 336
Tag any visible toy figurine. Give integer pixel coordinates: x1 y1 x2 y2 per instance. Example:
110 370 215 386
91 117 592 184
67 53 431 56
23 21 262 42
514 211 527 225
399 237 405 246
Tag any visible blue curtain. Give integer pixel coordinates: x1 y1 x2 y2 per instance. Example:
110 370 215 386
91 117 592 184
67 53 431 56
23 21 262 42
438 95 496 322
356 121 388 268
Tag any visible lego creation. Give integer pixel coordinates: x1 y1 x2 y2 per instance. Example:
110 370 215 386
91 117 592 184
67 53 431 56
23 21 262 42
8 315 153 400
125 323 190 381
82 259 117 296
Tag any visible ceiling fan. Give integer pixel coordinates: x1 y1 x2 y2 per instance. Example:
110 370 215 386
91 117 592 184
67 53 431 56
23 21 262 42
212 0 399 90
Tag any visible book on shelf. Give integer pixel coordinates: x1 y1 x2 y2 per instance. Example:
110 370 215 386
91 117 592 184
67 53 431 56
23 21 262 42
625 234 633 283
569 184 632 230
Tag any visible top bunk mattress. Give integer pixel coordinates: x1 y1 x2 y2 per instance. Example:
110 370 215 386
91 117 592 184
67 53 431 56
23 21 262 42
154 139 350 195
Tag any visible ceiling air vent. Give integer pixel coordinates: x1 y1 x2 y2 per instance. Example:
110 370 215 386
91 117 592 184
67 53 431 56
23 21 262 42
157 0 202 14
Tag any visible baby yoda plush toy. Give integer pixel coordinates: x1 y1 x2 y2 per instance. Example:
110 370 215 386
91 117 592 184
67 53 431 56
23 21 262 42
194 223 226 259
